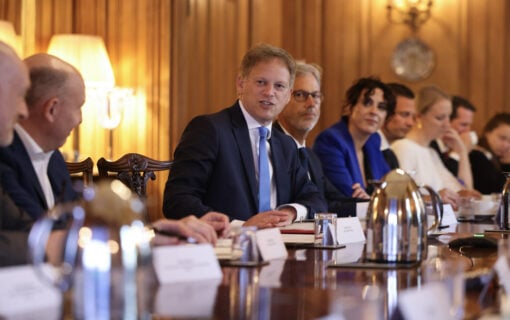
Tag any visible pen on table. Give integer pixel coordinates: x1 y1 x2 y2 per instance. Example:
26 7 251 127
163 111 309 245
438 224 450 230
150 226 197 244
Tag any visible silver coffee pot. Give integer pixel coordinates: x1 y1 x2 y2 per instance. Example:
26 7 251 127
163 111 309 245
365 169 442 263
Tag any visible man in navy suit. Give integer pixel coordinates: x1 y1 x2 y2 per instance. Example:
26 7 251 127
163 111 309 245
0 53 84 220
163 44 326 228
275 62 358 217
0 41 35 266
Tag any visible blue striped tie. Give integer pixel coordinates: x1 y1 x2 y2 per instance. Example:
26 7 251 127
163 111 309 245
258 126 271 212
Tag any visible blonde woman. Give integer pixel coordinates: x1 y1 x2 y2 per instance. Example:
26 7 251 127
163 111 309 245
391 85 480 210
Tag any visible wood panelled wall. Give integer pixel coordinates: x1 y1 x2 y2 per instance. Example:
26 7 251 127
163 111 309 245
172 0 510 143
1 0 510 220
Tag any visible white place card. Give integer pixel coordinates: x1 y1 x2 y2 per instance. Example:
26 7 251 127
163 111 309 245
153 244 222 284
440 204 457 226
0 264 62 319
356 202 369 220
336 217 366 245
428 204 458 235
398 282 452 320
154 279 221 317
256 228 288 261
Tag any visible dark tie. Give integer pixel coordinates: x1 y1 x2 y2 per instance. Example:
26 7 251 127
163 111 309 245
299 147 310 178
258 127 271 212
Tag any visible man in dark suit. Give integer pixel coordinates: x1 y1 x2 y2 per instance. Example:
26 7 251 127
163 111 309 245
163 44 326 228
275 62 358 217
0 41 38 266
379 83 416 169
0 53 84 220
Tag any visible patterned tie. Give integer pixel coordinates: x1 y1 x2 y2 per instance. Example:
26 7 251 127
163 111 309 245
258 126 271 212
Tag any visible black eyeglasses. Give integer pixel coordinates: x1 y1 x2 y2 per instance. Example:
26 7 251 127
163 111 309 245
292 90 324 103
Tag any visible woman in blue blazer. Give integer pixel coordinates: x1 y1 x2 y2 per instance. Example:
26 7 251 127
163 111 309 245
313 77 395 198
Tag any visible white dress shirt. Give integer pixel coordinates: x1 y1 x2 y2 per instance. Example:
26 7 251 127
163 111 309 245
15 124 55 209
238 102 306 220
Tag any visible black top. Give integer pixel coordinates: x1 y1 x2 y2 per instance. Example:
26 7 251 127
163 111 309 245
469 149 506 194
430 140 459 176
382 148 399 170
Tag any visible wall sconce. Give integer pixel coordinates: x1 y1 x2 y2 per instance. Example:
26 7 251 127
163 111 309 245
387 0 433 32
47 34 134 160
0 20 22 56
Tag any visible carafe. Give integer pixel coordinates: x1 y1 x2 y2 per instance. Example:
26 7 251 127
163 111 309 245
498 172 510 230
365 169 442 263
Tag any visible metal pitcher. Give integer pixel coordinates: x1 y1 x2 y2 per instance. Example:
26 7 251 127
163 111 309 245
29 180 155 320
365 169 442 263
498 172 510 230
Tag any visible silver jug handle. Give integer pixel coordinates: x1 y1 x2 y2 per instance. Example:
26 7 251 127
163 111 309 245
28 204 85 292
420 185 443 231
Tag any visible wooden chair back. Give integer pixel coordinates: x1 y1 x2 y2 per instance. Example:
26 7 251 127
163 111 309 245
66 157 94 187
97 153 173 198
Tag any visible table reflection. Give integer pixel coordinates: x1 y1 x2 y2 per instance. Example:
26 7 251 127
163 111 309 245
147 222 500 319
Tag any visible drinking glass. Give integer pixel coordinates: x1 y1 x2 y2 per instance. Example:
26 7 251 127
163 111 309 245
314 213 337 247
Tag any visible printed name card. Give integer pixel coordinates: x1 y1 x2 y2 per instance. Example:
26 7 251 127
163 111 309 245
398 282 452 320
153 244 222 284
0 264 62 319
336 217 366 245
256 228 288 261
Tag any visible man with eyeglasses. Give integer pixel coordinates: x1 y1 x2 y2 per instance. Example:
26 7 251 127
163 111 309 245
379 82 416 169
275 62 357 217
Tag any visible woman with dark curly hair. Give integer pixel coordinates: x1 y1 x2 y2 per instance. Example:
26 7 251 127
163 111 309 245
313 77 395 199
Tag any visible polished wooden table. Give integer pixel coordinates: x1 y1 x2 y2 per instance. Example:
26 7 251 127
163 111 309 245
149 222 504 320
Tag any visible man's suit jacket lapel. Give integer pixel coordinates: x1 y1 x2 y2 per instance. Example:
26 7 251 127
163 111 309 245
306 147 325 194
10 133 48 209
229 103 259 208
48 151 69 202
